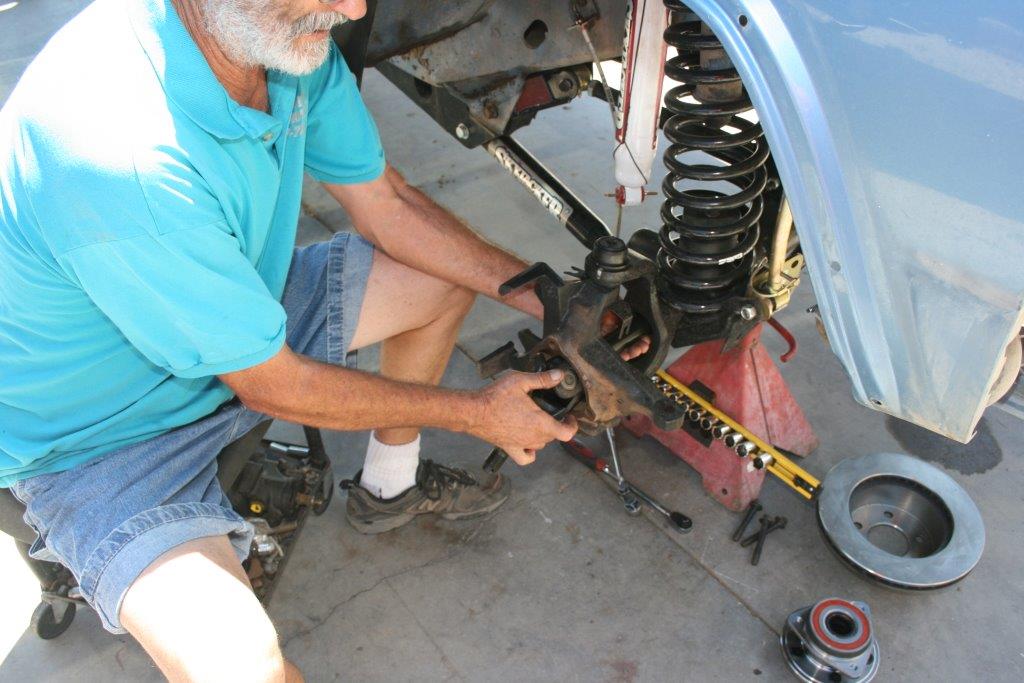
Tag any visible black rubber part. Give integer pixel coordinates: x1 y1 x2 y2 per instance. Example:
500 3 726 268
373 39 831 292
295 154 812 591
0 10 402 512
670 511 694 533
31 601 75 640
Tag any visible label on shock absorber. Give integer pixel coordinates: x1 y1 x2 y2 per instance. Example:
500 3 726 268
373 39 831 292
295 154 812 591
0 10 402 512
488 142 573 224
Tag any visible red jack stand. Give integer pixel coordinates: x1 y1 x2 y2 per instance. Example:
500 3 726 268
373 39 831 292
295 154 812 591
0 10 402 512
623 324 818 511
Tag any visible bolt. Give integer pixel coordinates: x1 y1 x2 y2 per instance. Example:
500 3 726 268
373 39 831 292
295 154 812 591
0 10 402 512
455 123 470 140
741 515 787 547
739 305 757 321
751 517 771 565
558 77 574 93
732 500 762 542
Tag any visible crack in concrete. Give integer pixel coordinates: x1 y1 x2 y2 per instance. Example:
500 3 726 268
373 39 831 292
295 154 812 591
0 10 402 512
386 578 466 682
682 548 780 637
279 482 571 670
280 516 493 652
589 467 782 637
281 550 455 649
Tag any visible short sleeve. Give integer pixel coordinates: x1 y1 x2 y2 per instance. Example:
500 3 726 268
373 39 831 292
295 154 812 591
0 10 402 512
13 63 289 380
303 43 386 184
57 224 287 378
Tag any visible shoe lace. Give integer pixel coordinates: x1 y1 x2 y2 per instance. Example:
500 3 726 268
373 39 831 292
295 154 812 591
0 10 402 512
417 460 477 501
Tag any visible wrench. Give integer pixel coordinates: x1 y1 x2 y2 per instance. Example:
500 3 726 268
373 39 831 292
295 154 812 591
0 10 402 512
562 438 693 533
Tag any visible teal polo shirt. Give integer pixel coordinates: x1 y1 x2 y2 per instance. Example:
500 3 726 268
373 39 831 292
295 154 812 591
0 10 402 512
0 0 385 485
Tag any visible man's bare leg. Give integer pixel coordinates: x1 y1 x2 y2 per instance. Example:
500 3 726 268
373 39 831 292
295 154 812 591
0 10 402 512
120 536 302 682
349 249 476 445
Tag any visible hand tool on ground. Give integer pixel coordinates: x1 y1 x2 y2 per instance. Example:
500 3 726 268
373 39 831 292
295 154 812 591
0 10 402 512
562 438 693 533
605 427 641 515
731 499 762 542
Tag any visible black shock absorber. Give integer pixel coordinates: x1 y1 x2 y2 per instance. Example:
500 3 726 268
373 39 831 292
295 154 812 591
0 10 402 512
657 1 770 346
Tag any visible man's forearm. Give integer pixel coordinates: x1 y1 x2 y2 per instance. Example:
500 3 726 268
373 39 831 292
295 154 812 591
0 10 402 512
226 348 480 435
326 169 543 319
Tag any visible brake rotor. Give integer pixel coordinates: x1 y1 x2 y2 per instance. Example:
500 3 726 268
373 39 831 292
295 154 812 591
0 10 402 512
817 452 985 590
781 598 880 682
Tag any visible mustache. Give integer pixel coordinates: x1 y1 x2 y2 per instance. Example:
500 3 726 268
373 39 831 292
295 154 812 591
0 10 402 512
291 11 348 37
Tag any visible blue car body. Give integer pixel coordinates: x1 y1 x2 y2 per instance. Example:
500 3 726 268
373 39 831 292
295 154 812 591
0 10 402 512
684 0 1024 441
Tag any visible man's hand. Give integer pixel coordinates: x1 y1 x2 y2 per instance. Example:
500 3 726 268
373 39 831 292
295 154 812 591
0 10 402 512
601 310 651 361
472 370 578 466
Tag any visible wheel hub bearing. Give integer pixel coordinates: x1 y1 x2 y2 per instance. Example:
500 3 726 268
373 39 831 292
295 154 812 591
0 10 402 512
817 452 984 589
781 598 880 683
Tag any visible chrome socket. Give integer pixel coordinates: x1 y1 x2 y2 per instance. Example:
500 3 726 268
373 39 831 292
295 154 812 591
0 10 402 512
711 424 732 439
723 433 744 448
754 454 774 470
735 441 758 458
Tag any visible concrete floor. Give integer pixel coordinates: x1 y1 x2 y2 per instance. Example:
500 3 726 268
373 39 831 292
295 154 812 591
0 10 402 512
2 2 1023 681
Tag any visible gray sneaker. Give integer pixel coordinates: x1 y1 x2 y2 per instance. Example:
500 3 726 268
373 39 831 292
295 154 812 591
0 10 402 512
341 460 512 534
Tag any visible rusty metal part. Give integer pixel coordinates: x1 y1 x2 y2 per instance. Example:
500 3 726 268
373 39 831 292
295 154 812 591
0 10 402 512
481 236 685 434
370 0 624 84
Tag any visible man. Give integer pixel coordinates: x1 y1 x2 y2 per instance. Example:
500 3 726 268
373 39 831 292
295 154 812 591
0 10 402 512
0 0 657 678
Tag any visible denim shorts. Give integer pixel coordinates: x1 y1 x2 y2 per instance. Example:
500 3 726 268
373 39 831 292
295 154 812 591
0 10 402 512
10 231 374 633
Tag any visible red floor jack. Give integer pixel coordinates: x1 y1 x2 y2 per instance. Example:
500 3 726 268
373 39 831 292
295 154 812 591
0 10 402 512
623 321 818 511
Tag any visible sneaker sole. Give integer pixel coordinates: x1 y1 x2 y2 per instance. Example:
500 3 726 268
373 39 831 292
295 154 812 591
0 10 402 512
345 511 417 535
346 487 511 533
439 489 510 521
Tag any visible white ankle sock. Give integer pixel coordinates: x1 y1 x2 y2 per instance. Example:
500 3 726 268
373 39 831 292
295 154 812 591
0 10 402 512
360 433 421 499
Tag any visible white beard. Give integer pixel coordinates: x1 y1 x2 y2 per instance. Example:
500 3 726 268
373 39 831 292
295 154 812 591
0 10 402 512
202 0 347 75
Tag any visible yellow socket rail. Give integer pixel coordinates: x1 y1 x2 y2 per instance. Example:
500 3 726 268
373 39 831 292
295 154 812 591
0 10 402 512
654 370 821 500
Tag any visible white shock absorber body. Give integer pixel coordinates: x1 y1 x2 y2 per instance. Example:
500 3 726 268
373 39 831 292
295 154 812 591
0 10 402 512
614 0 669 206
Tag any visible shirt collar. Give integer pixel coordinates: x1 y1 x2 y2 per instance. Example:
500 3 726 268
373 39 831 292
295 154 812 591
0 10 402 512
128 0 297 141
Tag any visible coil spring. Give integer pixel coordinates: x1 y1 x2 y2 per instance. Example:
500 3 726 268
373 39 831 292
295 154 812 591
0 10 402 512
657 1 768 317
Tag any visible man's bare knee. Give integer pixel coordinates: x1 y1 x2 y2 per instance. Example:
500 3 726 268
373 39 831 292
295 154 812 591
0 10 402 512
440 283 476 322
120 536 291 682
